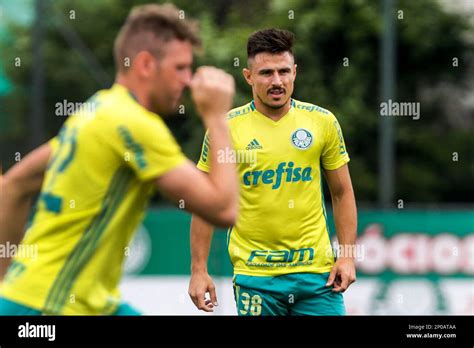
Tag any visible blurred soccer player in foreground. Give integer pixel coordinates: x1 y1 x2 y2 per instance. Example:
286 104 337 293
189 29 357 315
0 4 238 315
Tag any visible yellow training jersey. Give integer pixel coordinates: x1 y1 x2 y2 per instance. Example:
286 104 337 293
0 84 186 314
197 99 350 277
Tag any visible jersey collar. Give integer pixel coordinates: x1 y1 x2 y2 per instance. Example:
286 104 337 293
112 83 139 103
250 98 296 126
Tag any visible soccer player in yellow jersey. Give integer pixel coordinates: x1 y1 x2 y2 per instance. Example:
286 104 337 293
0 4 239 315
189 29 357 315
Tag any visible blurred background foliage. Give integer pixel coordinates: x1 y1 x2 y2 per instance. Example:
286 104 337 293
0 0 473 205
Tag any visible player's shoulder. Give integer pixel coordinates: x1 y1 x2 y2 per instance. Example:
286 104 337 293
226 101 255 122
97 85 166 129
292 99 335 120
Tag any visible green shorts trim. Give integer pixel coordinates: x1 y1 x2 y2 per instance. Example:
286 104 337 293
233 272 345 316
0 297 141 316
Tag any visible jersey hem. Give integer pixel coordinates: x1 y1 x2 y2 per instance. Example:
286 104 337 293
0 289 118 315
232 265 334 277
0 291 43 313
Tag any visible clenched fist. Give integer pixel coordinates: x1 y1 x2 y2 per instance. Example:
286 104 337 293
190 66 235 121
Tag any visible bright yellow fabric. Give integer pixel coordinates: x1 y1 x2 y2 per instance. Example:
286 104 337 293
1 84 186 314
197 99 350 276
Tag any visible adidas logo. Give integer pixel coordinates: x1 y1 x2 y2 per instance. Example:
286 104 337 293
246 139 263 150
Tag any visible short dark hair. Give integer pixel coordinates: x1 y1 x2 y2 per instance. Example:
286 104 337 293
114 4 201 72
247 28 295 59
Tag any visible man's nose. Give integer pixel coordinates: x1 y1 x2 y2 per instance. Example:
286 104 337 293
183 69 193 87
271 72 283 86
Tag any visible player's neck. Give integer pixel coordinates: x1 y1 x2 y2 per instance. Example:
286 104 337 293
253 97 291 121
115 75 151 110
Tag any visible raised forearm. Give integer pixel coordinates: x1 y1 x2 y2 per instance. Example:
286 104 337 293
204 118 238 212
190 213 215 273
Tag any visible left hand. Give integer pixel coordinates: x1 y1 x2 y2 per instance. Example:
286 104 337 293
326 257 356 293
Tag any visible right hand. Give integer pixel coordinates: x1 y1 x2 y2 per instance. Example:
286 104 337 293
190 66 235 121
188 272 218 312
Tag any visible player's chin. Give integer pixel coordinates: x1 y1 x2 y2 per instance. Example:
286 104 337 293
267 97 287 108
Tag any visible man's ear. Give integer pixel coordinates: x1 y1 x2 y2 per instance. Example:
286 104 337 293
134 51 157 78
242 68 253 86
293 64 297 78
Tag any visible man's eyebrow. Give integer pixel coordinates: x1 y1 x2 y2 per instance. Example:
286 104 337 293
258 67 291 74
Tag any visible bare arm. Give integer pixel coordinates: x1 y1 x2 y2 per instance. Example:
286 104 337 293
157 159 237 228
156 67 238 228
156 118 238 228
187 213 217 312
0 143 52 280
190 213 215 274
325 164 357 249
323 164 357 292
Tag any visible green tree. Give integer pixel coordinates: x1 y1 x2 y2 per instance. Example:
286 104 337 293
1 0 472 203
